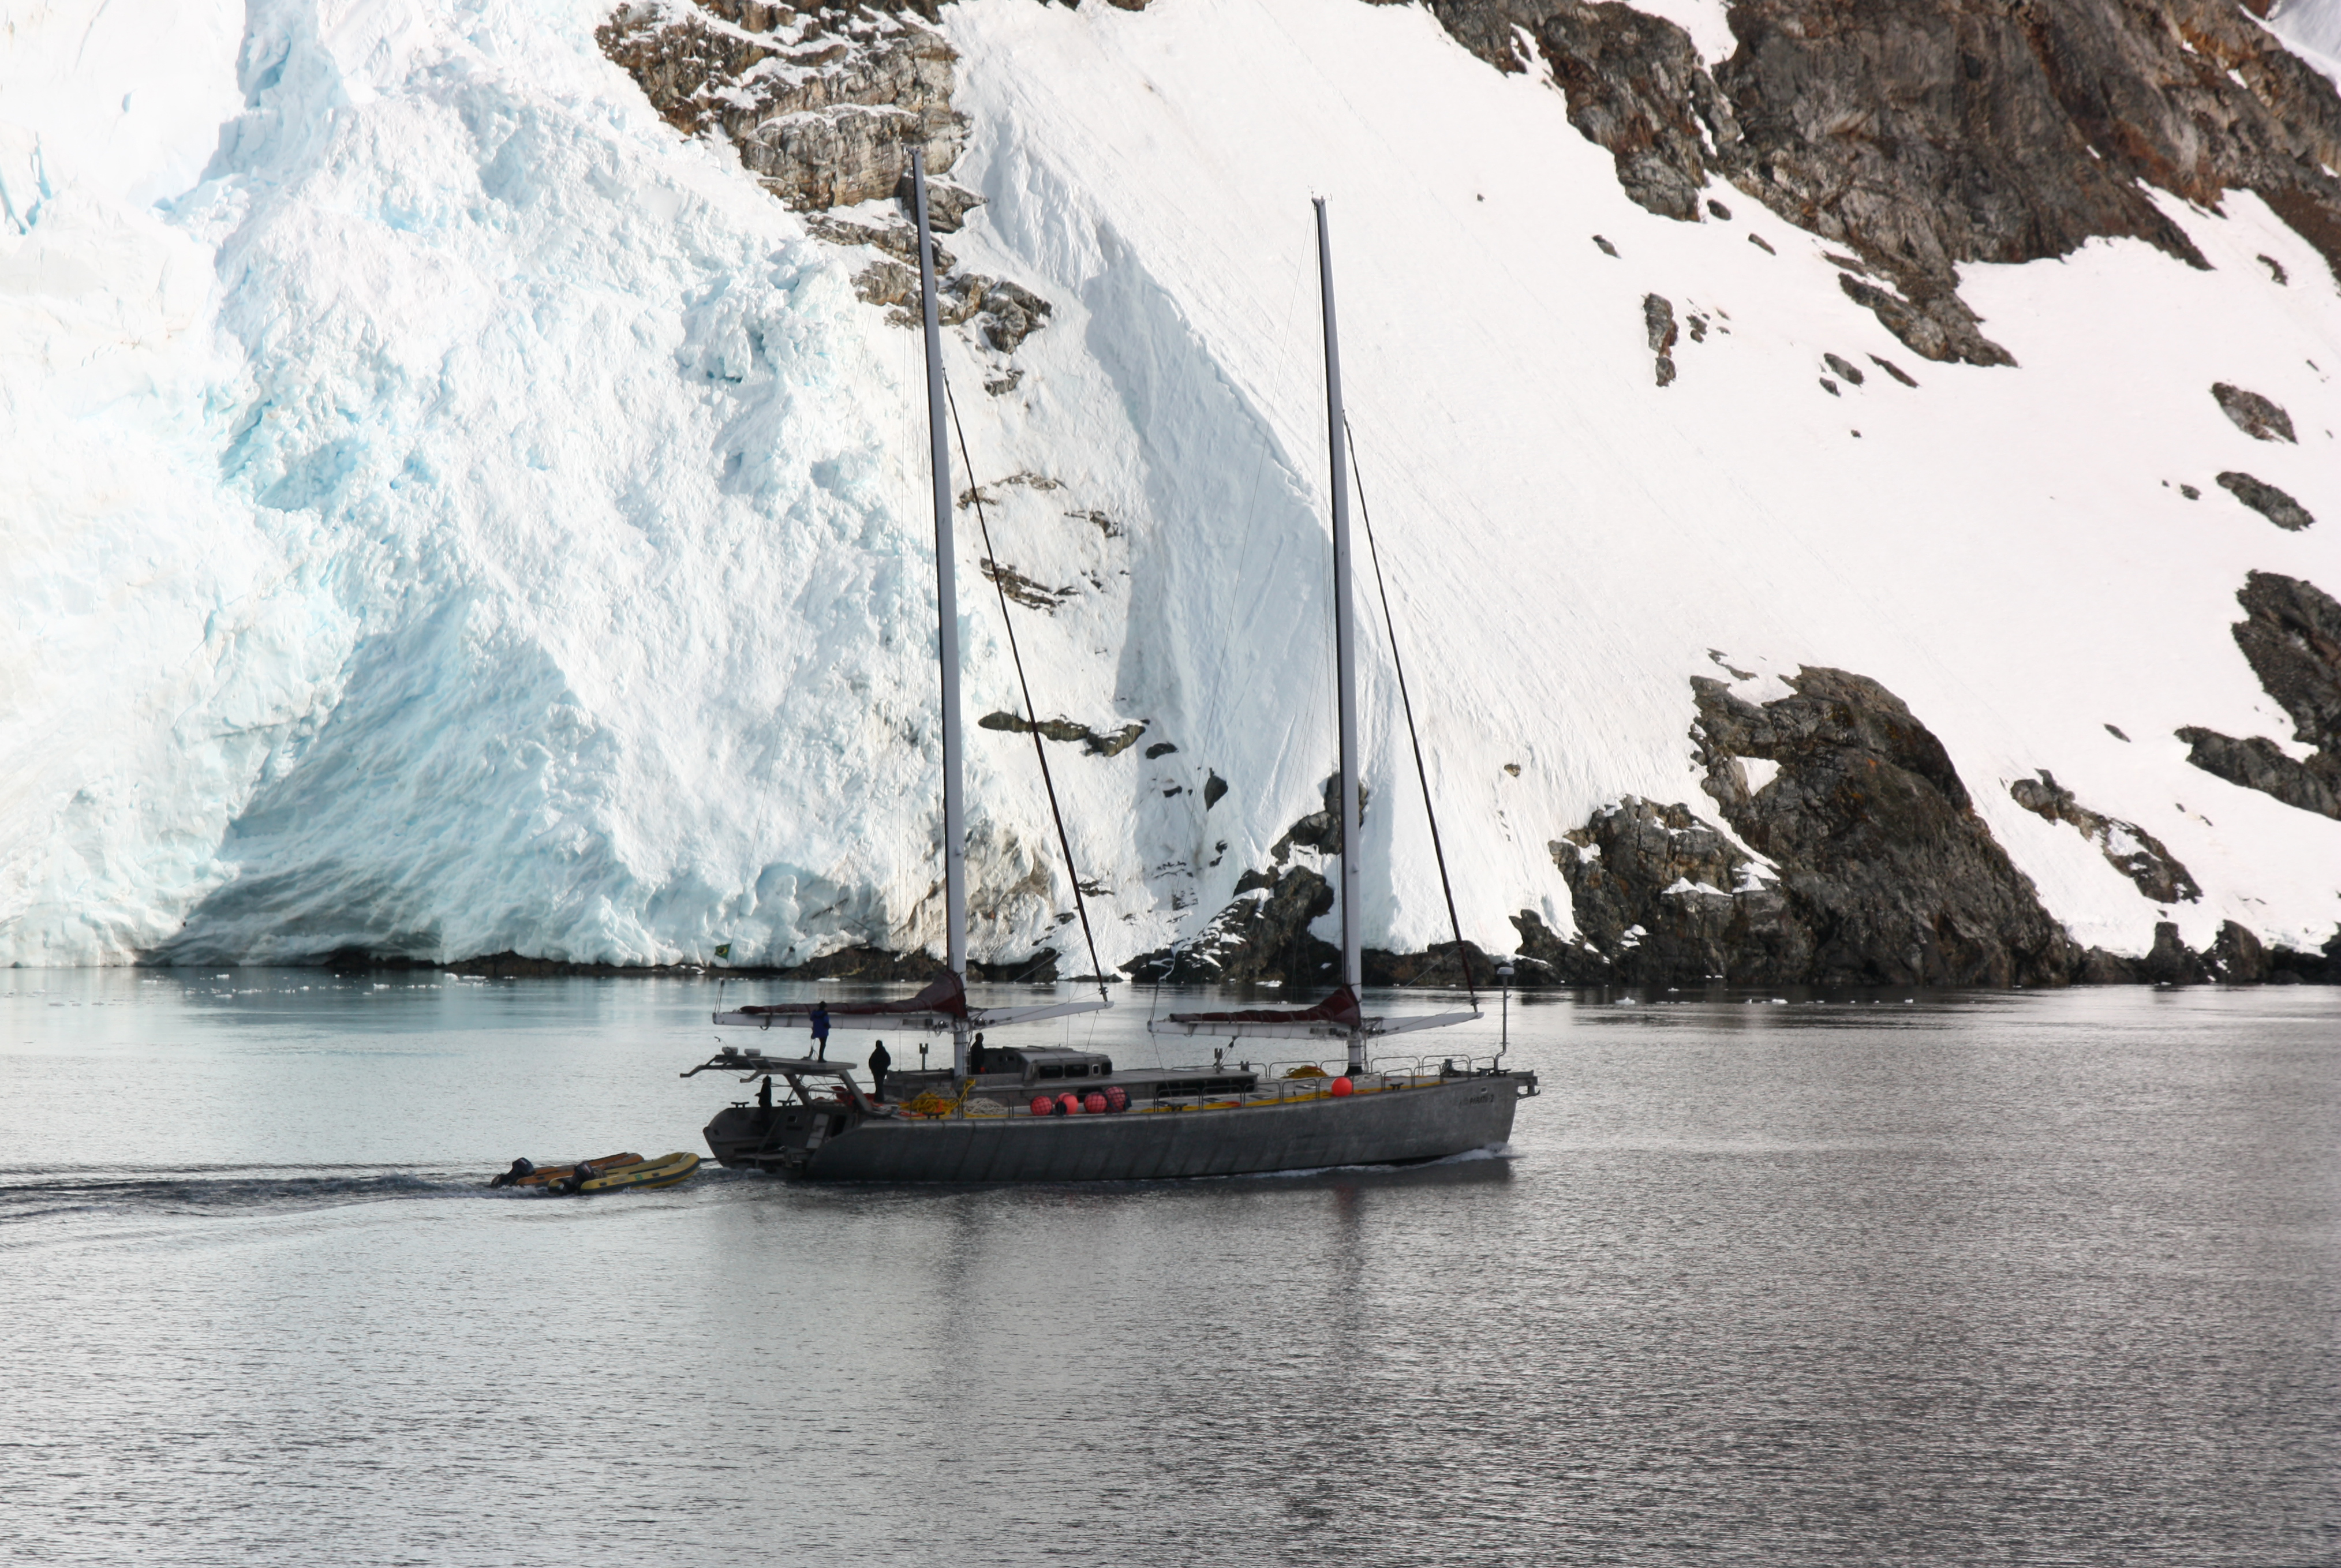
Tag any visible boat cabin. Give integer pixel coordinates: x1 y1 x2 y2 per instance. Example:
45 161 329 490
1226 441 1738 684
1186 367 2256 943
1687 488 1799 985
975 1046 1112 1086
689 1043 1262 1109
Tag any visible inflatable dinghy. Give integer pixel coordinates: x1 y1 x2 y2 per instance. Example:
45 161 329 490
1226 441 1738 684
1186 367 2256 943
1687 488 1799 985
556 1152 701 1195
489 1153 644 1189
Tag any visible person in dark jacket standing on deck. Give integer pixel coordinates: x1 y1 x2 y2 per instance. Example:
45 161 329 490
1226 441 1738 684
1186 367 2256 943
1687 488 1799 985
868 1039 892 1102
809 1001 831 1060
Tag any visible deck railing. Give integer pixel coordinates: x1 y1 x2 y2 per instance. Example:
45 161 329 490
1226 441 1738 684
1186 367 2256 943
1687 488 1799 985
914 1053 1517 1118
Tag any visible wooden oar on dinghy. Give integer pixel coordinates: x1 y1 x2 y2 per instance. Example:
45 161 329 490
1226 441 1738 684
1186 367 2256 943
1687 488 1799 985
488 1153 644 1189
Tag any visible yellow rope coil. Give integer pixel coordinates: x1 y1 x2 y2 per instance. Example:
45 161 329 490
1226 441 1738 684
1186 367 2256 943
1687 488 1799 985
903 1079 977 1118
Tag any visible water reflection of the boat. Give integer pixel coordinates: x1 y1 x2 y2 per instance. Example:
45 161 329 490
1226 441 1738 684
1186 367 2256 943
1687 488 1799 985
684 1042 1532 1183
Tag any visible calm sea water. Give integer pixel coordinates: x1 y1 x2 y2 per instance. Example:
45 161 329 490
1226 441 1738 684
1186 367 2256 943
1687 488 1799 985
2 971 2335 1566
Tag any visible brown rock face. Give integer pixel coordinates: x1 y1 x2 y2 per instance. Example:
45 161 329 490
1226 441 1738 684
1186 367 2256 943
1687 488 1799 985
597 2 1053 347
1539 796 1810 984
1691 667 2083 985
1418 0 2341 365
2216 470 2317 531
1119 777 1373 984
597 2 968 211
2008 770 2201 904
1504 669 2103 988
2213 382 2299 443
977 712 1149 757
2237 571 2341 751
1643 292 1680 384
1123 865 1340 985
2177 572 2341 818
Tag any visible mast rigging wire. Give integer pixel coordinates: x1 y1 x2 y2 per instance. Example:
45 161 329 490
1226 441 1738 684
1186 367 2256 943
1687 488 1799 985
943 380 1111 1006
1345 413 1477 1005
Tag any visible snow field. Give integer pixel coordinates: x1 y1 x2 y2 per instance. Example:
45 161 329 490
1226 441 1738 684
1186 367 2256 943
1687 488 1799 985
944 0 2341 957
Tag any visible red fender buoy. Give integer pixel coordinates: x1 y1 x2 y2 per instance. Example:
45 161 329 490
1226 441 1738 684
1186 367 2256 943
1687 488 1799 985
1103 1085 1129 1113
1329 1076 1355 1098
1030 1095 1054 1116
1057 1092 1082 1116
1083 1091 1108 1114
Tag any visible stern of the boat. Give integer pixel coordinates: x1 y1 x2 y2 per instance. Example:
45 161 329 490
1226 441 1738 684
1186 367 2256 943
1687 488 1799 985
705 1102 858 1174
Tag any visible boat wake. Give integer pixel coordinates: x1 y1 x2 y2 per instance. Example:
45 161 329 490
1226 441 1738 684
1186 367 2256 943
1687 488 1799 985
0 1164 537 1224
1230 1141 1520 1182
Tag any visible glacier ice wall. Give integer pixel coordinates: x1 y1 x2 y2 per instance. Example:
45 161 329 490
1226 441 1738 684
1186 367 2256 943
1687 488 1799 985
3 0 1075 966
5 0 2341 968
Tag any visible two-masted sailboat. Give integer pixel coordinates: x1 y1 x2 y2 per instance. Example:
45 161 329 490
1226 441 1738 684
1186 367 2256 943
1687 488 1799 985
681 159 1536 1181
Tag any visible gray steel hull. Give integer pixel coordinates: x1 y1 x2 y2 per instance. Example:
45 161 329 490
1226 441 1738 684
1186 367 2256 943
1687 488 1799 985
706 1075 1529 1184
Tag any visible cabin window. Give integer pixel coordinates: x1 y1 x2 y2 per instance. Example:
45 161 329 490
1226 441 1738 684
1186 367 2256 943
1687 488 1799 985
1037 1065 1064 1080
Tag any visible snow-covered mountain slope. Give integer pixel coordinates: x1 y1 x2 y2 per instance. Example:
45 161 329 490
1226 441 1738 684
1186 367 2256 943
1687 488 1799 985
3 0 2339 974
2273 0 2341 81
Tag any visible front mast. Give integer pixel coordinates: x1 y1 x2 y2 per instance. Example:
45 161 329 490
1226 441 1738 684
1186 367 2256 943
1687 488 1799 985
913 150 972 1079
1314 199 1367 1077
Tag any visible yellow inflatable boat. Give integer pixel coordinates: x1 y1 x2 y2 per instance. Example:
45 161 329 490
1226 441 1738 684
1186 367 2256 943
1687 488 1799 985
490 1153 644 1189
567 1151 701 1195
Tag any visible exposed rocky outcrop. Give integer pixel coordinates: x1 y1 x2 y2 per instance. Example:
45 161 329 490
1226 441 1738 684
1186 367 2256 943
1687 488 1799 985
2175 728 2341 817
2237 571 2341 749
598 1 1052 349
2216 470 2317 530
1145 665 2332 990
2009 769 2201 904
1643 291 1679 384
806 212 952 270
2141 920 2211 984
849 261 1053 351
1684 668 2086 985
1269 774 1368 862
2178 571 2341 819
1116 645 2341 989
977 712 1148 756
1421 0 2341 366
1539 796 1808 983
2213 382 2298 442
2083 916 2296 986
2268 927 2341 982
1123 863 1340 985
1123 777 1375 983
598 1 968 211
977 557 1074 609
1363 940 1500 989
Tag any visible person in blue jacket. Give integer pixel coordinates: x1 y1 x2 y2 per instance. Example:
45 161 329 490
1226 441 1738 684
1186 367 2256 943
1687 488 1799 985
809 1001 831 1060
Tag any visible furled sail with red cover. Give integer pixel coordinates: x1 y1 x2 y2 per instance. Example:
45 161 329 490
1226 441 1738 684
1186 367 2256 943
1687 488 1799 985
1162 985 1363 1031
1149 984 1475 1041
713 971 1107 1034
725 972 968 1023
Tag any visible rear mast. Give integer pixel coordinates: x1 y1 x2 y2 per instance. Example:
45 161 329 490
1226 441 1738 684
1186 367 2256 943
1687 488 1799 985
913 149 972 1078
1314 198 1366 1077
